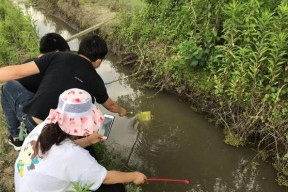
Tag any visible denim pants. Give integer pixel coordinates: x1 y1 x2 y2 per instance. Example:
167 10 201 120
1 80 35 137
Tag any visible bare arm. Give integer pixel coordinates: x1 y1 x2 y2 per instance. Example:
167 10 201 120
75 132 104 148
102 98 127 117
103 171 146 185
0 61 39 82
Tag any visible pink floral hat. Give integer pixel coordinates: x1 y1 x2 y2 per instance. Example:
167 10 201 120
45 88 104 136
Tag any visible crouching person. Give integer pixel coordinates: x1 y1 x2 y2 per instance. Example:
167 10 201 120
14 88 146 192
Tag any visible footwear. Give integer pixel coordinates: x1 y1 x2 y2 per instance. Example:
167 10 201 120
8 135 23 151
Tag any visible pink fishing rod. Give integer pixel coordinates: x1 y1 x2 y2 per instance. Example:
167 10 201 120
145 178 189 184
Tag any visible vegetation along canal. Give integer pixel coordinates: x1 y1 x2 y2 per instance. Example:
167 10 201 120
11 1 288 192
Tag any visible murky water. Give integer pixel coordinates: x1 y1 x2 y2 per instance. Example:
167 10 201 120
13 1 288 191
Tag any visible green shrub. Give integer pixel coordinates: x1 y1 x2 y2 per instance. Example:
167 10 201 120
0 0 38 65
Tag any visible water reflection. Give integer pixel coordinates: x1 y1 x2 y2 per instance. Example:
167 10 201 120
125 119 182 176
189 160 261 192
13 0 79 50
113 91 287 192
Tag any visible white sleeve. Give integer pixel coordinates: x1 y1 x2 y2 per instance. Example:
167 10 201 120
62 144 108 190
78 162 107 191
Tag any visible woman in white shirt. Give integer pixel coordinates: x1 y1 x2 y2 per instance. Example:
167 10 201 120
14 88 146 192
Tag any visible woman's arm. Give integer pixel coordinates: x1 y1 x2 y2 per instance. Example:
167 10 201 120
74 132 104 148
103 171 146 185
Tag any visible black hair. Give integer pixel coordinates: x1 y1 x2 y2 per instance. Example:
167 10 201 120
78 35 108 62
39 33 70 54
35 123 69 155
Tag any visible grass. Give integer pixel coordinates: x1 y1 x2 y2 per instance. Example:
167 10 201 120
82 0 146 11
0 106 18 192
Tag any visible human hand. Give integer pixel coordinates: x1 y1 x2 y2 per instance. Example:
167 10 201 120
118 107 127 117
132 172 147 185
87 132 104 145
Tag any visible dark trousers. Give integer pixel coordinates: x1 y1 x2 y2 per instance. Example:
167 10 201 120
1 81 35 136
86 145 99 161
85 146 126 192
95 183 126 192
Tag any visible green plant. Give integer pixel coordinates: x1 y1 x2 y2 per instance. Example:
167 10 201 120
70 182 93 192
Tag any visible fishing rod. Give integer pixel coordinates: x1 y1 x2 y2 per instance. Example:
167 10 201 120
104 75 129 85
145 178 189 184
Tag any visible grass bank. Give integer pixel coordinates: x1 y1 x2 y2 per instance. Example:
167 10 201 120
0 0 38 65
